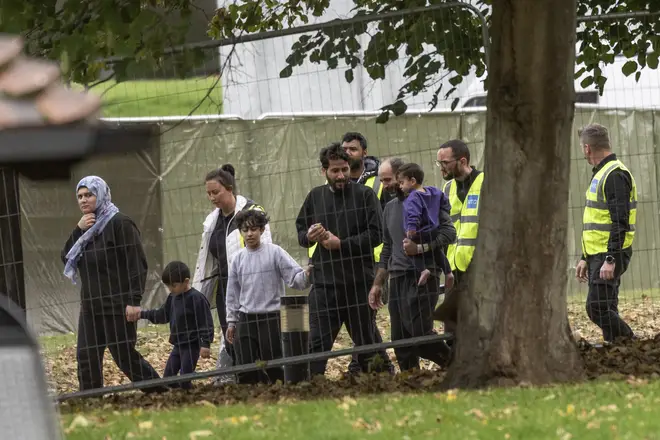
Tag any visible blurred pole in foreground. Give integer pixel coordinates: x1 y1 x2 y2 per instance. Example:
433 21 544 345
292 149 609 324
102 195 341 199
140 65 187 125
0 293 60 439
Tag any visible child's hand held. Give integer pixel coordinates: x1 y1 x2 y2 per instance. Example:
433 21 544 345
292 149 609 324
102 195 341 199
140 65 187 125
226 326 236 344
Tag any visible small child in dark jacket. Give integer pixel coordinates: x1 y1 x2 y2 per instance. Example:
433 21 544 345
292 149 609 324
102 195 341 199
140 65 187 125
397 163 454 288
127 261 214 389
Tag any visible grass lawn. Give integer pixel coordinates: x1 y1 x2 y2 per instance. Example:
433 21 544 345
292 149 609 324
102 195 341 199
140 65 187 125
76 78 223 119
60 378 660 439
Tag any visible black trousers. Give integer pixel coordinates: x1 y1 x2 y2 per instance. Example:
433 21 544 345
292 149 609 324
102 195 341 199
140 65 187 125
308 285 381 376
76 312 162 391
164 343 200 390
389 273 451 370
585 253 634 342
234 312 284 384
215 277 235 363
347 278 393 374
347 321 393 375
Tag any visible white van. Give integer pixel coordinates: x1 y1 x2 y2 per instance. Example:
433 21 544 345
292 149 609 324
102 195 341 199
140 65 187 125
459 56 660 110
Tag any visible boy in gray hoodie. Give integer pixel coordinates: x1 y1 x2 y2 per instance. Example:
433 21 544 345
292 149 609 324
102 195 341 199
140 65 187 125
225 209 311 384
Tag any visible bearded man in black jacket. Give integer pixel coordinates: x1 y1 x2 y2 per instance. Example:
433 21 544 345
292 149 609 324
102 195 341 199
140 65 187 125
295 142 384 376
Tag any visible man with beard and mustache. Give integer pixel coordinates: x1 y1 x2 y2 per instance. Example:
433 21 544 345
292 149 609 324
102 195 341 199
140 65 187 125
432 140 484 344
295 142 385 376
340 132 394 375
368 157 455 371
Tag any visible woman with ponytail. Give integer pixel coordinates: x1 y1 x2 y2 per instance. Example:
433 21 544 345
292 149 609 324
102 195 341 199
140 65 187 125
192 164 272 385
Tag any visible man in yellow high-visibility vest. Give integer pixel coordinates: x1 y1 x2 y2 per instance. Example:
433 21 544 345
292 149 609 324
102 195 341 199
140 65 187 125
340 132 394 375
575 123 636 342
432 140 484 341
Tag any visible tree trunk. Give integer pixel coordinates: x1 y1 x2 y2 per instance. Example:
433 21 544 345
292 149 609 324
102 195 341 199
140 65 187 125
444 0 584 388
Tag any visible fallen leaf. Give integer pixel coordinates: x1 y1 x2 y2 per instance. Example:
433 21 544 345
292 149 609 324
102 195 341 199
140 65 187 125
66 415 91 433
587 420 601 429
189 430 213 440
138 421 153 430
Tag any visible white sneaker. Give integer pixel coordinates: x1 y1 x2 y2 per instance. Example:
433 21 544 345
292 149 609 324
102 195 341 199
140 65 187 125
213 335 236 385
213 374 236 386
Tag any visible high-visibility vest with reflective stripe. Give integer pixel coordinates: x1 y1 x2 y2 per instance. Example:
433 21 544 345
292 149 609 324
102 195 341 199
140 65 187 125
581 159 637 256
307 175 384 261
444 172 484 272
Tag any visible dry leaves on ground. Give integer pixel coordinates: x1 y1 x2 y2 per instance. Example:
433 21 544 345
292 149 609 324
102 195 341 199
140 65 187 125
49 296 660 410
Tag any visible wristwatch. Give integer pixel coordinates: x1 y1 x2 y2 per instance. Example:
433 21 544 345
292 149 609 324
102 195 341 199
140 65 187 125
605 255 615 265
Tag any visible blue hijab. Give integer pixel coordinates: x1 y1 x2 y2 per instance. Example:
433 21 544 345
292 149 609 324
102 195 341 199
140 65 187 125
63 176 120 284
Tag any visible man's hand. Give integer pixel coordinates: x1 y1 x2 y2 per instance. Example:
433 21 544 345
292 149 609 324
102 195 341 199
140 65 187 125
402 238 420 256
226 326 236 344
369 285 383 310
320 232 341 250
307 223 329 243
600 261 615 281
125 305 141 322
575 259 588 283
444 272 455 291
200 347 211 359
78 213 96 231
304 264 313 278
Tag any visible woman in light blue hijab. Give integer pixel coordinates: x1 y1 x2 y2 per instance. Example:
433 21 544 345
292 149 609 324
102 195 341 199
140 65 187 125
62 176 164 392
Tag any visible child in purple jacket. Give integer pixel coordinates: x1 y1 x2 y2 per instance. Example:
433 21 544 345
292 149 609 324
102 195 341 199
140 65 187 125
397 162 453 286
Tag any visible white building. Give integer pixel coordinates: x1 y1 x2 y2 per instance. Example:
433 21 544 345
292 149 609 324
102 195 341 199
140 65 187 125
219 0 660 118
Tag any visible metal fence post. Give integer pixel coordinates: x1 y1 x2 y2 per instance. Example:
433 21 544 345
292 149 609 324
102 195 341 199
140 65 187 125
280 295 310 383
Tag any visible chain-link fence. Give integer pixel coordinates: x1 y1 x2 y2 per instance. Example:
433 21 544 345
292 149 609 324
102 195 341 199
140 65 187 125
20 7 660 400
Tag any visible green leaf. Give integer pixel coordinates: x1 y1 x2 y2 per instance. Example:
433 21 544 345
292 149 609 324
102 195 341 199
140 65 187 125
635 71 641 82
448 75 463 86
345 69 354 83
621 60 638 77
280 65 293 78
647 52 659 70
580 75 594 88
368 64 386 80
623 45 637 58
450 97 460 111
390 100 408 116
375 111 390 124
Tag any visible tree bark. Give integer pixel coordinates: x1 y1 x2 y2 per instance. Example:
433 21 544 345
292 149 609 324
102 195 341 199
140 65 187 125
444 0 584 388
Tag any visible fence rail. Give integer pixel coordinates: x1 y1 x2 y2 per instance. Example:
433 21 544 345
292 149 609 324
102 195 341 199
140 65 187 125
34 7 660 401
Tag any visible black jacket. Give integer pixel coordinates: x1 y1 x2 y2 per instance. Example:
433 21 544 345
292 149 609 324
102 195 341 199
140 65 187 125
295 182 383 290
140 288 215 348
62 212 147 315
355 156 393 209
